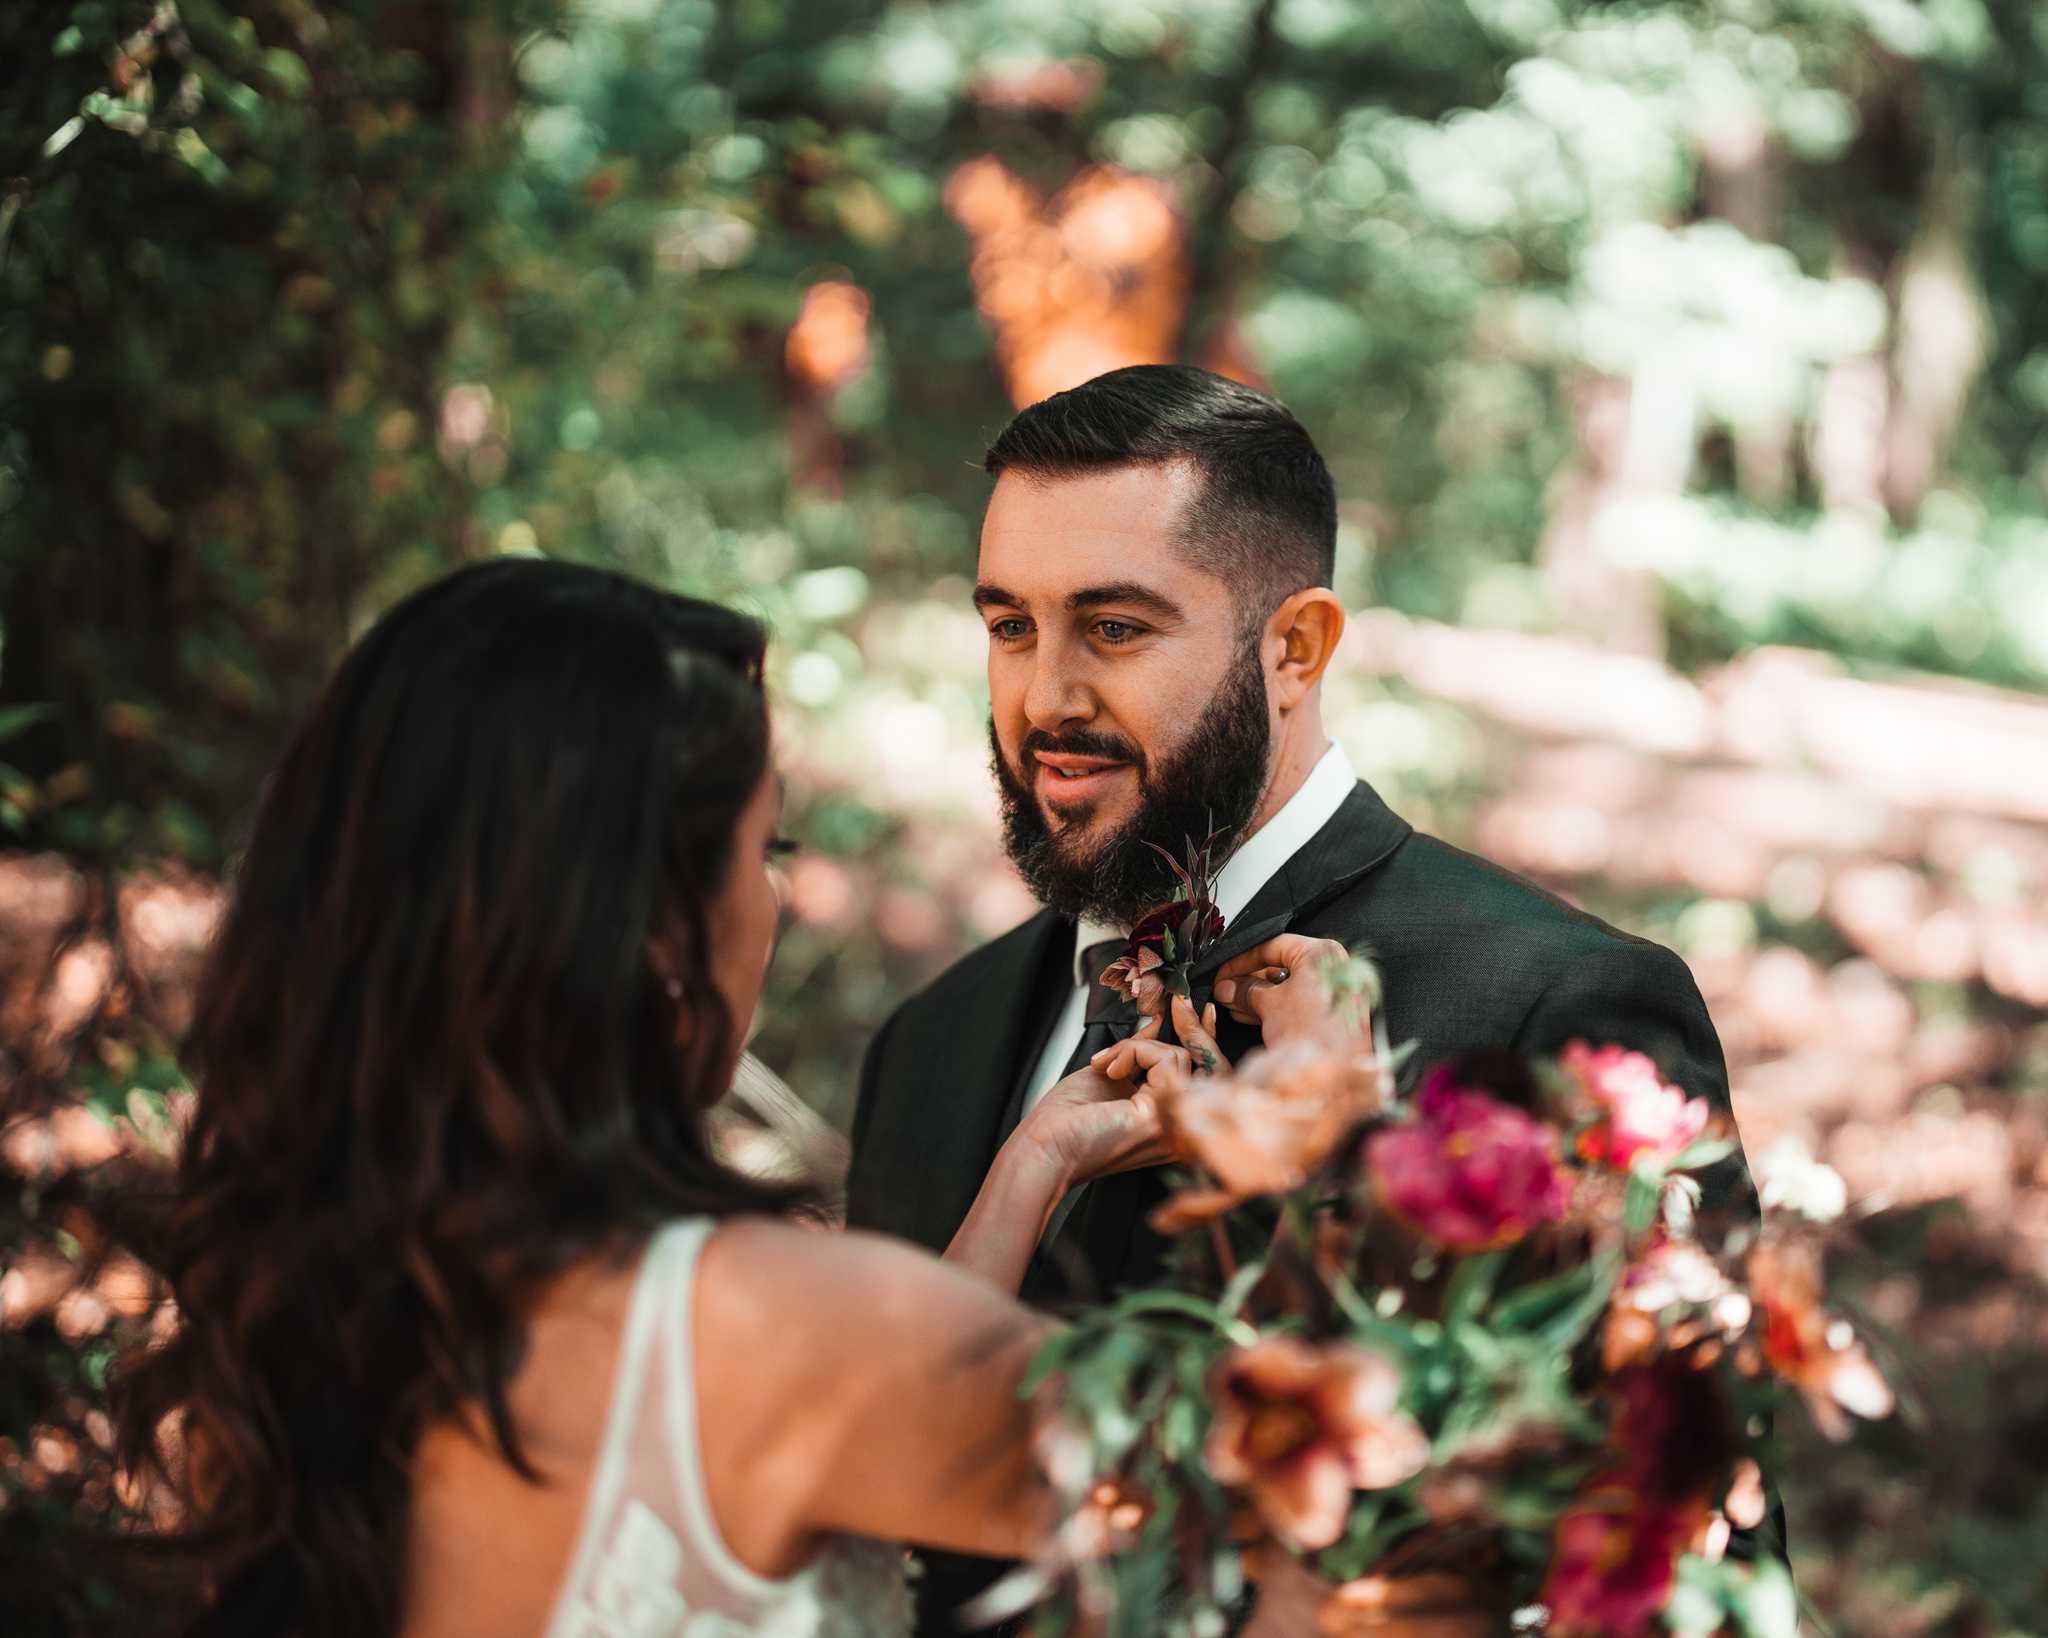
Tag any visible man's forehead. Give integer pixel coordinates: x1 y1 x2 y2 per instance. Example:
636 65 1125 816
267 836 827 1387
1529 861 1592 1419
976 463 1202 582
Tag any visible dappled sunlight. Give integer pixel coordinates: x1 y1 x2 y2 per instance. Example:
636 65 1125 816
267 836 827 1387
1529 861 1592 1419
12 0 2048 1626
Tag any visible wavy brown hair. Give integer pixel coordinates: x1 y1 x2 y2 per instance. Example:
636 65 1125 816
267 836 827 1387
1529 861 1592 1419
115 559 812 1636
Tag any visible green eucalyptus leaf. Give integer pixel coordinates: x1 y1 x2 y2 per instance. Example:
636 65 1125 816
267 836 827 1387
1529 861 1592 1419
260 48 311 98
1533 1251 1622 1352
1217 1256 1267 1321
1624 1168 1662 1235
1441 1248 1507 1327
1670 1136 1739 1173
1738 1555 1802 1638
1490 1257 1601 1334
1661 1556 1729 1635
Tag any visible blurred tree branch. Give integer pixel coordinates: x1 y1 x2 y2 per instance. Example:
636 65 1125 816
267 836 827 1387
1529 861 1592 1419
1174 0 1281 369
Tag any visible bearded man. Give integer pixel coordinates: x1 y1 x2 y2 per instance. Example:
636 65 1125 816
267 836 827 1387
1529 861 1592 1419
845 364 1767 1633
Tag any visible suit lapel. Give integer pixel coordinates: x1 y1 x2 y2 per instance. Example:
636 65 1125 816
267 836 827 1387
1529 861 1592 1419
912 908 1069 1249
1192 781 1413 981
1044 782 1413 1300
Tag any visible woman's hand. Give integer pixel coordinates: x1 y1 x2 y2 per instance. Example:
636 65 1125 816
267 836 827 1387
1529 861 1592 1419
1209 935 1363 1050
1091 994 1230 1097
946 1019 1174 1292
1016 1014 1174 1189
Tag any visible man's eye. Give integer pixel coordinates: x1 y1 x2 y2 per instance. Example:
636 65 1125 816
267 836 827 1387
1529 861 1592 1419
990 618 1030 643
766 835 799 861
1095 620 1141 644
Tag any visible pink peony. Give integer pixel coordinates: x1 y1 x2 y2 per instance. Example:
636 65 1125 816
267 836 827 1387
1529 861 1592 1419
1558 1041 1710 1171
1365 1068 1571 1251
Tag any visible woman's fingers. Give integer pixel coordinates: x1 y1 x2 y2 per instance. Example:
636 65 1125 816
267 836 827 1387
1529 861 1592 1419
1091 1035 1203 1096
1170 994 1229 1077
1093 1035 1181 1084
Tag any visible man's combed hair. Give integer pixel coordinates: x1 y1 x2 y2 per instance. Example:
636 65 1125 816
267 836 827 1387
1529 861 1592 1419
983 363 1337 628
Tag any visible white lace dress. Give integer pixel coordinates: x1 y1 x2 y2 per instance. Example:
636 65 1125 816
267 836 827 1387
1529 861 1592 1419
542 1218 915 1638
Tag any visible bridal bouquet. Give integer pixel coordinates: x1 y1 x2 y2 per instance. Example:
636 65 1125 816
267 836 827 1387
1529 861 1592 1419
1002 960 1889 1638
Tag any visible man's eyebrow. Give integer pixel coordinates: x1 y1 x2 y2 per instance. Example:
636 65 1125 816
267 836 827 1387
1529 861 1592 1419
1068 581 1185 621
970 580 1187 621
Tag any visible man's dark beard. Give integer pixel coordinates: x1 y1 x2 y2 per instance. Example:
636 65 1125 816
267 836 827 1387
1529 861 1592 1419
990 642 1272 929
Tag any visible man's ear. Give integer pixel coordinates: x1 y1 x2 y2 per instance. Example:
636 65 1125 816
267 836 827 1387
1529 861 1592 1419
1264 589 1345 708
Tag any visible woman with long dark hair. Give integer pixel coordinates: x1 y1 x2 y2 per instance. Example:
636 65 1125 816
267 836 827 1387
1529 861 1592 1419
115 559 1175 1637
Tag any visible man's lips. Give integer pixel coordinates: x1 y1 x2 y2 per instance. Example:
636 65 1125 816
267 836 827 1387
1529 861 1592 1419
1033 753 1133 804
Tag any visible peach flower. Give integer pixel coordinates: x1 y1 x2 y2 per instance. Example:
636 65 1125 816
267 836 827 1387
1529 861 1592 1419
1098 943 1165 1014
1149 1040 1389 1234
1206 1338 1428 1552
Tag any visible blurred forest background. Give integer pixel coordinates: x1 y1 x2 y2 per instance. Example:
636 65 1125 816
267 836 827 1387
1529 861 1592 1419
5 0 2048 1631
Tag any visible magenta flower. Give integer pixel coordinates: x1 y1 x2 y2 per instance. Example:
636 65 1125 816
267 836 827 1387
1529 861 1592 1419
1539 1484 1704 1637
1365 1067 1571 1251
1558 1041 1711 1171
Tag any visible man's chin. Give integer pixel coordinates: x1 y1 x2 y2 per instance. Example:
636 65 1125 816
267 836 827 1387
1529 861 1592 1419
1040 795 1132 850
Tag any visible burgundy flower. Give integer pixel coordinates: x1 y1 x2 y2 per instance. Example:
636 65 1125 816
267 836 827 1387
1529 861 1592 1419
1127 896 1224 956
1100 895 1226 1020
1365 1067 1571 1251
1205 1338 1428 1552
1558 1041 1711 1171
1539 1483 1705 1637
1607 1355 1737 1507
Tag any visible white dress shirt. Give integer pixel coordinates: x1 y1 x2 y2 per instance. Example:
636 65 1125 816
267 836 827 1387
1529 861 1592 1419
1016 741 1360 1120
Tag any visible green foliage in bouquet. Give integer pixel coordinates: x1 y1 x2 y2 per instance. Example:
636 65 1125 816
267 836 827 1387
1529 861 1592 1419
1011 958 1881 1638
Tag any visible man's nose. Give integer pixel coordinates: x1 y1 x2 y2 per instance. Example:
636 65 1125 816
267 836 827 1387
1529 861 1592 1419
1022 644 1093 733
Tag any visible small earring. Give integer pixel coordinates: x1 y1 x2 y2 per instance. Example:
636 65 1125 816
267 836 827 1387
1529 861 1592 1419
664 976 683 1000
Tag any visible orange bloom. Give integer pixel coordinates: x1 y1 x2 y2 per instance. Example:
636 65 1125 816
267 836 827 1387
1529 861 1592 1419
1746 1240 1893 1440
1150 1040 1388 1233
1206 1338 1427 1552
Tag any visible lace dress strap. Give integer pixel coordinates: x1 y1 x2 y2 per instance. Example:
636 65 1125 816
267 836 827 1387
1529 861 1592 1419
542 1218 912 1638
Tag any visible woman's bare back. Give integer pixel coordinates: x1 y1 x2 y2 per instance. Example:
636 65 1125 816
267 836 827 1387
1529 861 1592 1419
400 1219 1047 1636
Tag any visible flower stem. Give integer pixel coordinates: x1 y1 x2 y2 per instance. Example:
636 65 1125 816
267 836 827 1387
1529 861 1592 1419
1209 1216 1238 1282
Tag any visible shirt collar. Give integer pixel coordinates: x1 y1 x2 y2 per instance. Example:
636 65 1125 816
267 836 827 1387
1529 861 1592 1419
1069 741 1359 987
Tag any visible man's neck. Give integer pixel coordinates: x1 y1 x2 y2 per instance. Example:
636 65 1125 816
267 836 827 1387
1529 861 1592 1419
1241 717 1331 851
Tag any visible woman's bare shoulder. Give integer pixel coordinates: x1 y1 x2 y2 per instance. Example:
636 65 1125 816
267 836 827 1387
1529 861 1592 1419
690 1215 1049 1570
698 1215 1030 1348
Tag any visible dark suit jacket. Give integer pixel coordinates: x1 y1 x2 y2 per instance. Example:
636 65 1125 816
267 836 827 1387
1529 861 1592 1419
846 780 1767 1631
